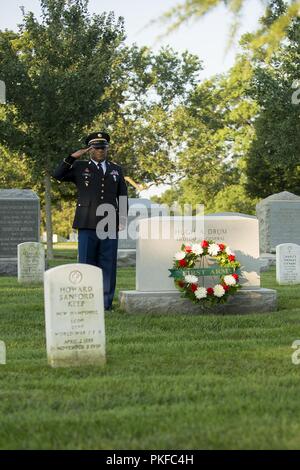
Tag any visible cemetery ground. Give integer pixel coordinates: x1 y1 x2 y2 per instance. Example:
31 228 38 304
0 245 300 449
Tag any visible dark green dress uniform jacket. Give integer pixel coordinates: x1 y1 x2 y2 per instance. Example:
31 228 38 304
52 155 128 230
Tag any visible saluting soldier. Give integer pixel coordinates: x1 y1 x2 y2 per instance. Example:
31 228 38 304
52 131 128 312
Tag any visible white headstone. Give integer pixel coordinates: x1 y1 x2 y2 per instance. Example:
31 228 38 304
69 231 78 242
276 243 300 285
44 264 105 367
136 215 264 291
18 242 45 283
0 341 6 364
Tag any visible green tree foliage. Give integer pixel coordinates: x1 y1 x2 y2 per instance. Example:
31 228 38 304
156 0 300 211
0 0 201 243
0 145 33 189
156 0 300 60
51 200 76 238
94 45 201 188
0 0 125 174
245 0 300 197
0 0 126 256
211 184 259 213
161 54 259 213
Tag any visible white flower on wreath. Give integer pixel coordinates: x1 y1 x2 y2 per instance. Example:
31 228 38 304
213 284 225 297
184 274 198 284
225 246 235 256
223 275 236 286
195 287 207 299
208 243 220 256
174 251 186 260
191 244 203 255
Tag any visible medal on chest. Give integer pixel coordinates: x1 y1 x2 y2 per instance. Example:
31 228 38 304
110 169 119 182
83 168 91 187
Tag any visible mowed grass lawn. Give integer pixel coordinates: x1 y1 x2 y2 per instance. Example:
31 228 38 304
0 246 300 450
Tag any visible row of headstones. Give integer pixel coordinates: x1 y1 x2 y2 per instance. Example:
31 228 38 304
19 240 300 287
12 240 300 370
17 238 300 291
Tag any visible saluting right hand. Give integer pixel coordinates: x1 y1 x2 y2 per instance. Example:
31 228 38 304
70 147 91 159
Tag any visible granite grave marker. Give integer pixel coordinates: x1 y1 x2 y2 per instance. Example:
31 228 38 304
136 215 263 291
0 189 40 275
256 191 300 254
120 214 277 314
18 242 45 283
276 243 300 285
44 263 106 367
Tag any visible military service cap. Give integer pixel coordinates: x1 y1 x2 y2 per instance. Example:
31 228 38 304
85 131 110 149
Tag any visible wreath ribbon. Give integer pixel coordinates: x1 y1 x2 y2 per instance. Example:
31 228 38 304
169 267 241 279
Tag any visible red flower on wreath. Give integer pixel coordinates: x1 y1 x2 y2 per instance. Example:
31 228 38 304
201 240 209 248
221 284 229 291
228 255 235 262
232 273 239 280
207 287 214 295
218 243 225 251
190 283 198 292
184 245 192 253
179 259 187 267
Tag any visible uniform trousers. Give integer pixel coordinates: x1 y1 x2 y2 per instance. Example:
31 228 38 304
78 229 118 310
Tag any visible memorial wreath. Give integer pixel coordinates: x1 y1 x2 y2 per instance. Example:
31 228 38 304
169 240 242 305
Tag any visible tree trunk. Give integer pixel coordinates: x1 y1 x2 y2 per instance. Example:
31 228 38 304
44 172 54 260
